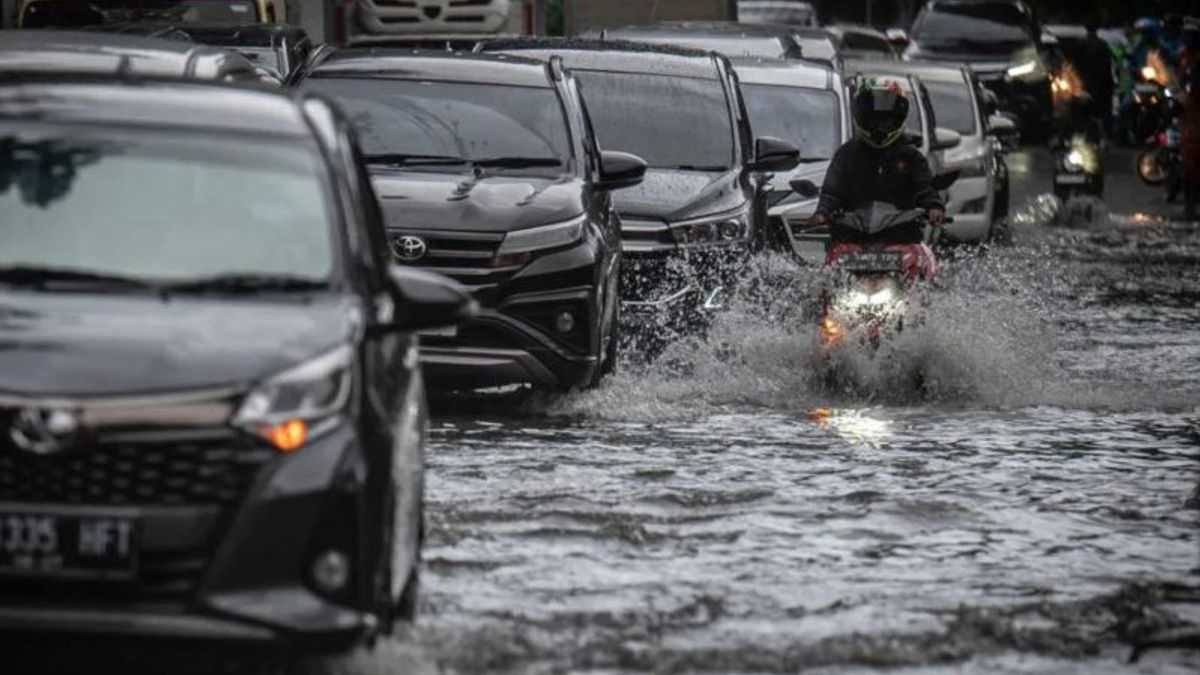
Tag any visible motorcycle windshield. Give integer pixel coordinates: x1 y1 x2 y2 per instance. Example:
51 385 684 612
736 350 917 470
842 202 926 235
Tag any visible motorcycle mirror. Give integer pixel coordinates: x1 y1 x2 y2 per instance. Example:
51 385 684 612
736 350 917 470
932 171 960 191
790 179 820 198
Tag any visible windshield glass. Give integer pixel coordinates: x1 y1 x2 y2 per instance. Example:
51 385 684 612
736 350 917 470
631 34 790 59
575 71 735 170
0 125 333 283
742 84 840 159
22 1 259 26
237 47 284 75
912 3 1034 48
303 78 572 173
924 79 977 135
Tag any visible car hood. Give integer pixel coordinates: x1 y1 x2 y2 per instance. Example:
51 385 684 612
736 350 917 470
0 292 359 397
613 168 746 222
370 169 584 233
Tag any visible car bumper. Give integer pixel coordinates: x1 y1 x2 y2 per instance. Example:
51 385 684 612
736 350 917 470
944 175 994 243
420 287 601 391
356 0 509 34
0 423 378 651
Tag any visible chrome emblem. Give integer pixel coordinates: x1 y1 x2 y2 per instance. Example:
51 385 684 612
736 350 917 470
9 408 80 456
393 235 428 262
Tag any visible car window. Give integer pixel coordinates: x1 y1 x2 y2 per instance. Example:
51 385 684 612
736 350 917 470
0 125 335 282
924 79 977 136
742 84 841 160
574 71 735 171
912 2 1035 48
22 0 259 27
302 78 573 174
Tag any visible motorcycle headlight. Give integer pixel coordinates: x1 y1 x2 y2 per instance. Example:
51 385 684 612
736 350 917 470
1063 149 1085 171
671 210 751 245
495 215 585 264
233 345 354 452
835 281 903 313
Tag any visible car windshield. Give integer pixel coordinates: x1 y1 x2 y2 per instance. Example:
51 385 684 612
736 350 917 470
912 3 1034 49
0 125 334 283
629 34 791 59
742 84 840 159
793 36 838 61
924 79 977 135
303 78 572 174
237 47 284 75
21 0 259 27
575 71 735 170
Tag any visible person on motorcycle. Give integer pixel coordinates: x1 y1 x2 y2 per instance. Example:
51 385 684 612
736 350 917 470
811 79 944 239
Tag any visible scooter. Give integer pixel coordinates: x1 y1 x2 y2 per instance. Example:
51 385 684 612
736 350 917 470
1136 97 1183 200
1054 133 1105 201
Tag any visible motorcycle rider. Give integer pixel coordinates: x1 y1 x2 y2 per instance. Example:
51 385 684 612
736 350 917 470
811 79 944 241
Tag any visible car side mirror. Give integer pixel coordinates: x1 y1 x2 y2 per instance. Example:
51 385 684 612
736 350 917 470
748 136 801 173
982 89 999 115
932 170 960 191
252 65 284 86
932 127 962 151
387 266 478 331
596 150 647 191
885 28 909 49
987 114 1020 151
789 178 820 198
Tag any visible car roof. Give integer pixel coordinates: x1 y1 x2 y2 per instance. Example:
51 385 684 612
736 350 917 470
309 50 554 88
0 29 255 79
84 21 308 46
482 38 723 79
843 57 968 83
729 56 833 88
0 77 315 138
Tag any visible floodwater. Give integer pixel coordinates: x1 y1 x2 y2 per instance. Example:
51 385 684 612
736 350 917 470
345 150 1199 674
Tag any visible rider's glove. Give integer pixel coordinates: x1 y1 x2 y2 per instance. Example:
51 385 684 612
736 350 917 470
928 208 946 225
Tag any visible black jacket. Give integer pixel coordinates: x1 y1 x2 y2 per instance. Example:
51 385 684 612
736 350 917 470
815 138 943 216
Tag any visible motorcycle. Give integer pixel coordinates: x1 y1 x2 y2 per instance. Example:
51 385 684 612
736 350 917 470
1054 133 1105 202
1135 97 1183 200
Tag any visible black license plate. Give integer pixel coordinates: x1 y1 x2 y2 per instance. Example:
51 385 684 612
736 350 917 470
0 508 139 580
839 251 903 273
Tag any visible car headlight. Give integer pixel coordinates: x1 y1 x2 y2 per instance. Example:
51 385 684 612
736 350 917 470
1006 58 1045 81
233 345 354 452
496 215 585 257
671 210 751 245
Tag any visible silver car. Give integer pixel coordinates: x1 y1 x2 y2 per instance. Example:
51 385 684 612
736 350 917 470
354 0 511 35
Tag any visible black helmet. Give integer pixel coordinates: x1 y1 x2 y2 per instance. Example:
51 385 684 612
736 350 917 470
853 79 909 148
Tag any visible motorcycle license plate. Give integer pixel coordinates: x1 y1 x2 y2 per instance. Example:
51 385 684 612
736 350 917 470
839 251 903 273
1055 174 1088 185
0 508 139 580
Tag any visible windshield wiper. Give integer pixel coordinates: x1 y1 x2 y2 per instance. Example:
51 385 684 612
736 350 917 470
363 153 469 168
470 157 563 169
0 265 164 293
164 274 327 295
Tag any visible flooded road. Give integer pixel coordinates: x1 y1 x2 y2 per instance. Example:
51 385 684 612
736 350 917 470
370 148 1200 675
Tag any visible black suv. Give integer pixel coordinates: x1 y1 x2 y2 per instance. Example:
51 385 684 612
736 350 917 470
300 51 645 391
902 0 1053 137
0 76 473 653
483 39 799 342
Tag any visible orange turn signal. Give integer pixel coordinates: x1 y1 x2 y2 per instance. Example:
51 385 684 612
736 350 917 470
821 316 842 341
265 418 307 452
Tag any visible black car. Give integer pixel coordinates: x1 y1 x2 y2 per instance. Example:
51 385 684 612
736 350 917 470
900 0 1053 138
482 39 799 340
300 51 645 391
0 76 474 654
0 28 262 82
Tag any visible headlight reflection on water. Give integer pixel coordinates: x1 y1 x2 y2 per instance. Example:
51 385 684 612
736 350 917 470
808 407 894 444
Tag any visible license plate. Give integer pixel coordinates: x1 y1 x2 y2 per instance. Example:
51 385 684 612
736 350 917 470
1055 174 1088 185
418 325 457 338
0 509 139 579
838 251 903 273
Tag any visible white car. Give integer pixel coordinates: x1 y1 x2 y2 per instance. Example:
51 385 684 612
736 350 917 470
355 0 511 35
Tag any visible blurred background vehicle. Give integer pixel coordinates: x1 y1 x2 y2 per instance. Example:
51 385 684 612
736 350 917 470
299 50 641 391
352 0 511 36
592 21 806 59
737 0 819 27
18 0 283 27
825 23 897 59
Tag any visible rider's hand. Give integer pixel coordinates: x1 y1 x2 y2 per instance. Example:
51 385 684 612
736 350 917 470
928 208 946 225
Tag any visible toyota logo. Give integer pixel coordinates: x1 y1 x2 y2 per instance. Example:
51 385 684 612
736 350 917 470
392 235 428 262
9 407 80 456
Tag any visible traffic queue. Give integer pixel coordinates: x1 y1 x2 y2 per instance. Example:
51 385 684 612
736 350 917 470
0 0 1185 665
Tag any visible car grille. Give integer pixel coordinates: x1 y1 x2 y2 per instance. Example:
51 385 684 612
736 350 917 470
0 441 273 507
0 434 274 601
620 217 676 255
388 229 519 297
